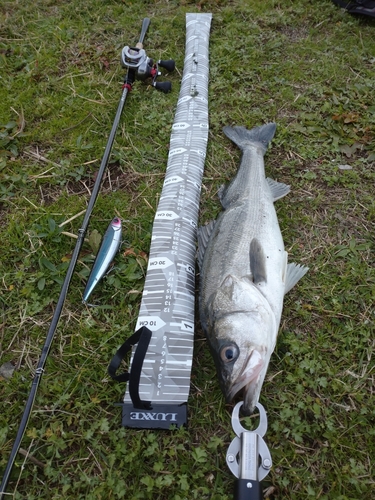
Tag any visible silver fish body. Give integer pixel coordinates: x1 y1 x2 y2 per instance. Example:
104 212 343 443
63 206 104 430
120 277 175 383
198 124 308 414
83 217 122 303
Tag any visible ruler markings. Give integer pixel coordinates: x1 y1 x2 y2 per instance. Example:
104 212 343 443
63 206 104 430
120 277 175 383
124 13 212 407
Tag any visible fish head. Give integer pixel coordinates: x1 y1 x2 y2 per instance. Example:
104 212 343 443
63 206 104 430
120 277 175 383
206 274 277 415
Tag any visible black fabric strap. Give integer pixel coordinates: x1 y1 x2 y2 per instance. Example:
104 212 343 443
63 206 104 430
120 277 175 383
108 326 152 409
331 0 375 16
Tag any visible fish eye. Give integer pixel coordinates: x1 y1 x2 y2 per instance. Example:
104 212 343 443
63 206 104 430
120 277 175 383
220 344 239 363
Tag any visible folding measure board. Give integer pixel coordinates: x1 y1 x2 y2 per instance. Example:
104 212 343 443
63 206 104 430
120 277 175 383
122 13 212 429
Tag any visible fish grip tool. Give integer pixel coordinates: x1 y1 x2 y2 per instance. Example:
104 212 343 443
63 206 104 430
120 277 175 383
226 402 272 500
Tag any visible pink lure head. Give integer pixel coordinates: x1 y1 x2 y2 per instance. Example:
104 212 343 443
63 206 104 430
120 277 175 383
111 217 122 229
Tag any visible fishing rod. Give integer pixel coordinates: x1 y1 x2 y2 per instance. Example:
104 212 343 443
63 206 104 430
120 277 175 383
0 17 175 498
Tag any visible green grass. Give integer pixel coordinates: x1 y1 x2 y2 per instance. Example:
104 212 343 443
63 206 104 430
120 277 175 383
1 0 375 498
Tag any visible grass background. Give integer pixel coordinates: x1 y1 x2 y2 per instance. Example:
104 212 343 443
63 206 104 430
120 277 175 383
1 0 374 498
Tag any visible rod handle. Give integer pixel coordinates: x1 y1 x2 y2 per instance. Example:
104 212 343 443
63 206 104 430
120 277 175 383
136 17 151 48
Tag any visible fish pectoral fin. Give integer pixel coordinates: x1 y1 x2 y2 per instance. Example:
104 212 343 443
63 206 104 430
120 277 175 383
197 220 216 270
249 238 267 285
284 262 309 294
266 177 291 201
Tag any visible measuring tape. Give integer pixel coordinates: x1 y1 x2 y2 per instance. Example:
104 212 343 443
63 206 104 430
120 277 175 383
121 13 212 429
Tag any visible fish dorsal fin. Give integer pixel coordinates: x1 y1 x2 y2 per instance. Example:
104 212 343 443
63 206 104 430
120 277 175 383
249 238 267 285
197 220 216 270
284 262 309 294
266 177 291 201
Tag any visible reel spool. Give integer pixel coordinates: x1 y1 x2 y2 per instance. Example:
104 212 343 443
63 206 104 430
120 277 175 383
121 45 175 93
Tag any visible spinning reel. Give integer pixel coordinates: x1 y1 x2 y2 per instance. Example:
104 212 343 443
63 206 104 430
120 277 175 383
121 39 175 93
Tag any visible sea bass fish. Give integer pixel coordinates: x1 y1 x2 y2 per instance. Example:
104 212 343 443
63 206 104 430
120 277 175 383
198 123 308 415
83 217 122 304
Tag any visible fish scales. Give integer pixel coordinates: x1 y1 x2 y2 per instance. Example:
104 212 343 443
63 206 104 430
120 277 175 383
198 123 308 415
201 140 285 322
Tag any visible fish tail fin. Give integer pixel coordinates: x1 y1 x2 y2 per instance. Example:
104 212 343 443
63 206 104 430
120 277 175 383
223 123 276 152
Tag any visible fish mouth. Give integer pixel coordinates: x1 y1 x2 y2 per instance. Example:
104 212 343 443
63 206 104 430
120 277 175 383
227 349 264 404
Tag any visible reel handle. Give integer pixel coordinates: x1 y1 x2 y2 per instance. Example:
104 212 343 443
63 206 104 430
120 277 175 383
136 17 151 48
153 81 172 93
158 59 175 72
